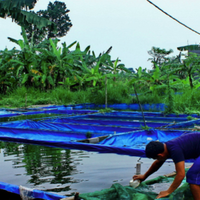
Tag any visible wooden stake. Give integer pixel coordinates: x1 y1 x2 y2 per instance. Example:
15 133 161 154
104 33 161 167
105 75 107 109
133 84 146 127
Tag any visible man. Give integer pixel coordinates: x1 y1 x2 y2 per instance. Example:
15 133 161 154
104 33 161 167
133 132 200 199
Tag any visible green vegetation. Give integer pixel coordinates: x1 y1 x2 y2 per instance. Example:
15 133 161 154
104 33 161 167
99 108 113 113
1 1 200 116
86 131 92 139
24 1 72 44
140 125 151 131
0 0 55 30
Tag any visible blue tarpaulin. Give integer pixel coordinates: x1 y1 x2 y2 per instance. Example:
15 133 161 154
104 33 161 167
0 123 196 157
43 116 169 128
0 181 66 200
0 120 137 134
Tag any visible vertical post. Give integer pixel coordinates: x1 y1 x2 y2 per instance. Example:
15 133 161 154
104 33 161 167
25 93 27 109
133 84 146 127
105 75 107 109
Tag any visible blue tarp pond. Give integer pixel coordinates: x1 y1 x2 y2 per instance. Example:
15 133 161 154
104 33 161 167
0 107 199 157
0 104 199 199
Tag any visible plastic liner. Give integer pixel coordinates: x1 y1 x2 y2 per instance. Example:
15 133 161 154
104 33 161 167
0 120 137 134
0 124 197 158
163 118 200 129
24 109 98 116
79 175 193 200
0 181 65 200
0 109 97 118
97 103 166 111
1 103 200 118
43 117 169 128
82 113 190 122
99 129 193 149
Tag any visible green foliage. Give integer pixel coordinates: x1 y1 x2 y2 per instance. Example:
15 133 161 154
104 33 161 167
163 83 175 115
148 46 173 68
25 1 72 44
2 26 200 116
88 80 132 105
72 90 90 104
99 108 113 113
86 132 92 139
187 116 196 121
0 0 55 30
140 125 151 131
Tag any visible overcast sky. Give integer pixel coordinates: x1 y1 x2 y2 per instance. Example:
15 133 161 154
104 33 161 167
1 0 200 70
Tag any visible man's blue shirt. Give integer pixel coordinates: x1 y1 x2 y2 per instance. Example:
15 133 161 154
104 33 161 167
166 133 200 164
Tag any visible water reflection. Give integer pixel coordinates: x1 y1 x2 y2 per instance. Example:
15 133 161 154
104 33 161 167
0 141 183 196
0 141 87 195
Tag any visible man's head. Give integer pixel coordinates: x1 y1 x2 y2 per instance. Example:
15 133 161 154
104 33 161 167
145 141 165 159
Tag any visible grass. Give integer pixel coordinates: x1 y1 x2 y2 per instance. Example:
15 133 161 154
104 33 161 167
1 80 200 115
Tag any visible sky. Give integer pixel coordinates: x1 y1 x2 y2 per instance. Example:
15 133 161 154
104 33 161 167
1 0 200 70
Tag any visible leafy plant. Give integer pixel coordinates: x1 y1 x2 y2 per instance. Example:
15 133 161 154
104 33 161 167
99 108 112 113
86 132 92 138
140 125 151 131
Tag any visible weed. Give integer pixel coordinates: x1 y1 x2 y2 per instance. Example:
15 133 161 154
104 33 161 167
99 108 112 113
86 131 92 138
140 125 151 131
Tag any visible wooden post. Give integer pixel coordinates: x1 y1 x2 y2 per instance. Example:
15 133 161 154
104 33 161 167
105 75 107 109
133 84 146 127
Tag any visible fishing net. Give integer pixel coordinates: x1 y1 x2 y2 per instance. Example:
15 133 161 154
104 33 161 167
79 176 193 200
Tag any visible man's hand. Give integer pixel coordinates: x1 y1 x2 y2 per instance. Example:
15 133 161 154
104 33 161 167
156 190 170 199
133 174 146 182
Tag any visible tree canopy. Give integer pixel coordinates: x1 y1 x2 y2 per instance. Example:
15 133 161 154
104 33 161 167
24 1 73 44
148 47 173 69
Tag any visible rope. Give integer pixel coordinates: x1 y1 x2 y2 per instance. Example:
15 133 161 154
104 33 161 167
147 0 200 36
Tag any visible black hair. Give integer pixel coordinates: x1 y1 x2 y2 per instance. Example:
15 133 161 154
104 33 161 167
145 141 164 159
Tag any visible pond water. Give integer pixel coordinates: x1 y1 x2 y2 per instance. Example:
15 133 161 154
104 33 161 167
0 141 192 197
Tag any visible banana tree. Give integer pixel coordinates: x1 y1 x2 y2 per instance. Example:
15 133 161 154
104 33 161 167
128 66 148 89
58 77 77 90
0 0 55 30
7 27 40 87
0 48 19 93
37 39 80 87
79 60 101 87
106 57 130 77
38 61 55 90
79 52 114 87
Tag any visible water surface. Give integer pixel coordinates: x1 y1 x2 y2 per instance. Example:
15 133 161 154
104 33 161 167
0 141 192 196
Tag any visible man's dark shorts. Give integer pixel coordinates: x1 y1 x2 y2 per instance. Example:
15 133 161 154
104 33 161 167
186 156 200 185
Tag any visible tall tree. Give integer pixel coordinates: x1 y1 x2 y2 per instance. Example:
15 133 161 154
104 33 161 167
25 1 72 44
0 0 55 30
148 47 173 69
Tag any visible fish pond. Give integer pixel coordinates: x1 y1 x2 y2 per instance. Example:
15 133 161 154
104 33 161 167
0 141 192 197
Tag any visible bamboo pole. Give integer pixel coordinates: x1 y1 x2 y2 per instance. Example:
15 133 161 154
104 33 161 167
105 75 107 109
133 84 146 127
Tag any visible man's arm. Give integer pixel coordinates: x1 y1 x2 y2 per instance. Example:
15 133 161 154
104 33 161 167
144 159 166 178
156 161 185 199
133 159 165 181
